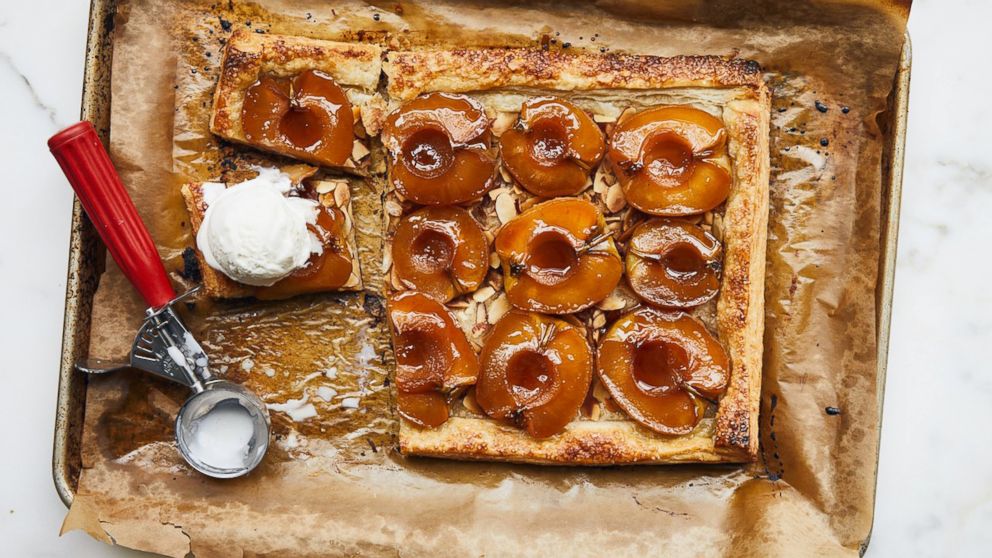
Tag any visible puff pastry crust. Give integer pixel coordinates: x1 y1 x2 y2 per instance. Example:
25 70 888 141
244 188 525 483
181 177 362 299
384 48 763 101
210 30 384 167
387 48 770 464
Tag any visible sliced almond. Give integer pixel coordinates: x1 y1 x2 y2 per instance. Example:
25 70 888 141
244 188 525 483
472 285 496 302
334 181 351 208
471 322 489 340
381 245 393 273
495 192 517 224
498 164 514 184
712 213 724 242
460 301 478 334
462 389 483 414
589 401 602 421
384 198 403 217
596 289 629 311
519 196 540 212
488 186 511 201
314 181 336 195
489 251 501 269
352 140 371 162
605 182 626 213
491 112 517 137
592 311 607 330
476 302 487 324
593 112 617 124
592 380 611 403
486 293 510 324
703 211 714 225
593 165 615 195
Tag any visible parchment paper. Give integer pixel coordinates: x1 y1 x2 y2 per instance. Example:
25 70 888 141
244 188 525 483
62 1 911 555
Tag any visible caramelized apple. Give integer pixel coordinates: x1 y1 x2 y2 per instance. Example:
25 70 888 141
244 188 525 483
597 308 729 435
391 207 489 302
396 391 450 429
495 198 622 314
499 97 605 197
626 219 722 308
388 291 479 428
256 203 353 300
242 70 354 166
476 311 592 438
381 93 496 205
607 106 731 216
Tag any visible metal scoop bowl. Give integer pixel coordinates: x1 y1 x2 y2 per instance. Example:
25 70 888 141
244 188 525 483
50 121 271 478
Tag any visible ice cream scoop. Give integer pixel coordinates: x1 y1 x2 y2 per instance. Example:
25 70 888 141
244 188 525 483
197 168 321 286
49 121 271 479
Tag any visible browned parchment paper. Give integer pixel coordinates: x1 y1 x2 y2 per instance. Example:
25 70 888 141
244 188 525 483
62 1 911 555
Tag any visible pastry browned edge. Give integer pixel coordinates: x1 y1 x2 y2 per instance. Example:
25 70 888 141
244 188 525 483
384 48 770 465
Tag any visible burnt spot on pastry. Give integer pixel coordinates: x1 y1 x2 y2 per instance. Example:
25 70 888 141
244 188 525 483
179 247 203 282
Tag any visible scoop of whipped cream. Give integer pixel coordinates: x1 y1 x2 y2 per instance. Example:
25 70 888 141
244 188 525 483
197 168 322 287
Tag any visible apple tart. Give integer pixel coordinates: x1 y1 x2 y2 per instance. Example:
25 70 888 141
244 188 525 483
382 48 769 464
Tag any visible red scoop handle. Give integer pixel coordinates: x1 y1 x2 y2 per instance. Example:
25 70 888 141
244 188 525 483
49 121 176 309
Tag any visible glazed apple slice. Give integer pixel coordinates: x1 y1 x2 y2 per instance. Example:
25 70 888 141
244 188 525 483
242 70 355 166
495 198 622 314
476 311 592 438
388 291 479 427
607 106 730 216
500 97 605 197
597 308 729 435
391 206 489 302
626 219 722 308
382 92 497 205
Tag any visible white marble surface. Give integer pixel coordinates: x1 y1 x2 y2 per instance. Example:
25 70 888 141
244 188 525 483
0 1 986 556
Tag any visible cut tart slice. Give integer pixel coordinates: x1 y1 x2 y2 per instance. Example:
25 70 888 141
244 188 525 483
181 170 361 300
210 30 384 170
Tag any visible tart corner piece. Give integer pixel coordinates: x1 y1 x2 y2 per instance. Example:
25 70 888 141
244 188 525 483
210 30 383 169
180 176 363 300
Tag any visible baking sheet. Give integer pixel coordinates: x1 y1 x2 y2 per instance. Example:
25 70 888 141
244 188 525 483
58 0 912 555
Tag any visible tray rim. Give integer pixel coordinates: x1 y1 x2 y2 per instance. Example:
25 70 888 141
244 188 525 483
53 0 115 508
51 0 912 524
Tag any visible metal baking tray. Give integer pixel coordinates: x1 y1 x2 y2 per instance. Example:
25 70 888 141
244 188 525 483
52 0 911 509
